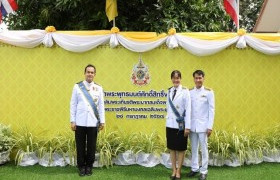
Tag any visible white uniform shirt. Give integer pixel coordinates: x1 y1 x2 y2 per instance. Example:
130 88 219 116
190 86 215 132
70 80 105 127
166 85 191 129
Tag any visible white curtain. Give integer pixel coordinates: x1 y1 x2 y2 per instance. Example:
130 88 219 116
0 30 45 48
0 29 280 56
245 35 280 55
114 34 167 52
171 34 239 56
52 33 111 53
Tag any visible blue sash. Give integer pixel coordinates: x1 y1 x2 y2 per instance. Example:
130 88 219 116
168 90 185 131
77 81 100 129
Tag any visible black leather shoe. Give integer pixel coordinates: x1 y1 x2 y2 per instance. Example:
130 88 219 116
187 171 199 177
85 167 92 176
174 177 181 180
170 175 175 180
199 173 207 180
79 167 86 176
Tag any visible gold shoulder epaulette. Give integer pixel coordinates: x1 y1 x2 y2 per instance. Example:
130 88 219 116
189 87 194 90
94 82 101 86
182 86 187 89
205 87 212 91
168 86 173 90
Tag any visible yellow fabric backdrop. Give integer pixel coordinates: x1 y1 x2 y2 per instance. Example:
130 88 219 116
0 44 279 138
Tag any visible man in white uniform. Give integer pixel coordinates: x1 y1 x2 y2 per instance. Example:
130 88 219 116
70 64 105 176
187 70 215 180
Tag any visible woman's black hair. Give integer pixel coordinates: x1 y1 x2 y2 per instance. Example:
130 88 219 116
171 70 182 79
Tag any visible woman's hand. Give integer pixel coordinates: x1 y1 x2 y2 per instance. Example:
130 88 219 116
184 129 190 137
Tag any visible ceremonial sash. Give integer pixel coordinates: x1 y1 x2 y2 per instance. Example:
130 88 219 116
77 81 100 129
168 90 185 131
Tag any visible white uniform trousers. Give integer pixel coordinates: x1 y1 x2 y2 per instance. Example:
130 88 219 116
190 132 208 174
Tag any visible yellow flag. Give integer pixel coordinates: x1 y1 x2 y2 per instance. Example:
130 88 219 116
106 0 118 22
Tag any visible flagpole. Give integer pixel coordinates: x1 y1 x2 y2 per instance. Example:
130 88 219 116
113 18 116 27
237 0 240 30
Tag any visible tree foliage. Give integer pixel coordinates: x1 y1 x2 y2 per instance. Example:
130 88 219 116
5 0 263 32
239 0 264 31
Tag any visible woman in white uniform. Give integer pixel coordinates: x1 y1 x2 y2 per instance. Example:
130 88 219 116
166 70 191 180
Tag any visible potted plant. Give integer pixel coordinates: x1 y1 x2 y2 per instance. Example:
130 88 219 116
263 126 280 162
208 130 230 167
62 132 77 166
0 124 14 165
134 131 164 167
14 128 39 166
243 131 264 165
38 135 67 167
160 148 172 168
113 131 137 166
96 130 122 168
225 132 246 167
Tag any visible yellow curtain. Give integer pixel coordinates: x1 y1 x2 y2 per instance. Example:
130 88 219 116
120 32 167 42
250 33 280 42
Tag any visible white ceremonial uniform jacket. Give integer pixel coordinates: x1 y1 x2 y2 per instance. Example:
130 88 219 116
166 85 191 129
190 86 215 132
70 80 105 127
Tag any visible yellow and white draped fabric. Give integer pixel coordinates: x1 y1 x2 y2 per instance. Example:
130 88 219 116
0 28 280 55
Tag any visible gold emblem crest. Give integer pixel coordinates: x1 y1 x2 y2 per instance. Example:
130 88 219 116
131 54 150 86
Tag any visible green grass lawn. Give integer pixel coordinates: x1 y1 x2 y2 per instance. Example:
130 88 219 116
0 162 280 180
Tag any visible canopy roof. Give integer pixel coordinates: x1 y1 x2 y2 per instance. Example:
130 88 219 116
254 0 280 33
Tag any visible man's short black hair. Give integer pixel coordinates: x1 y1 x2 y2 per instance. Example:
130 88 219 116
171 70 182 79
84 64 96 73
193 70 205 77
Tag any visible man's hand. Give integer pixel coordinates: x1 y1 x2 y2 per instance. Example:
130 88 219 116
71 122 76 131
99 123 105 131
184 129 190 137
207 129 212 137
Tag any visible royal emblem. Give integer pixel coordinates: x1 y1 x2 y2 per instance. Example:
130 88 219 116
131 55 150 86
